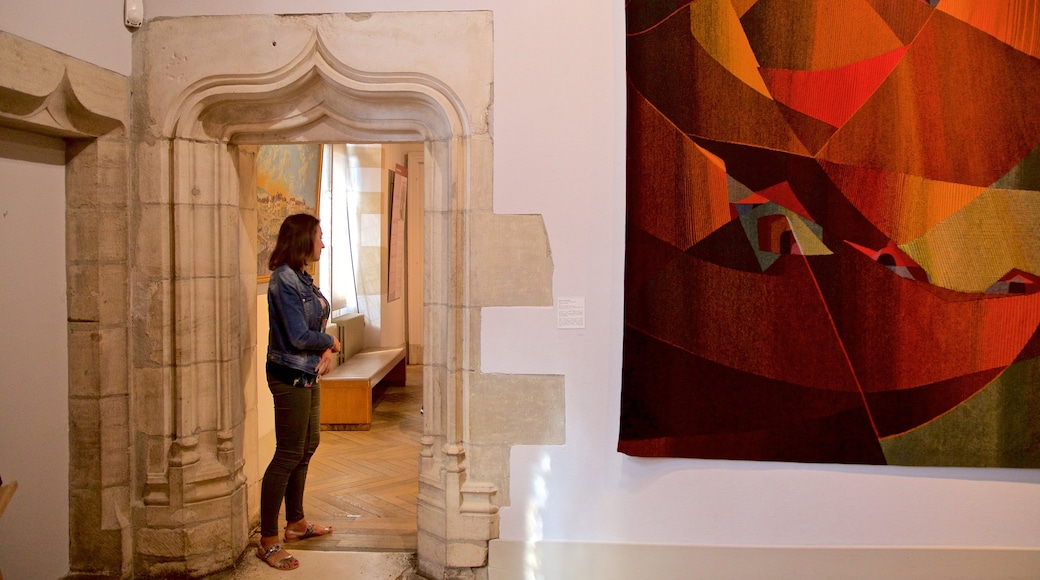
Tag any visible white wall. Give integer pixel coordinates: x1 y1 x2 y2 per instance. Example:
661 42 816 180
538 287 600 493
2 0 1039 571
0 128 70 580
0 0 131 75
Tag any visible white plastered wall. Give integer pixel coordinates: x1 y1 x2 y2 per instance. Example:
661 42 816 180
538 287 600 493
0 128 70 580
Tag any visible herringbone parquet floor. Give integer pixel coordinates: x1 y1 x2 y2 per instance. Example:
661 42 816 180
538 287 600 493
281 366 422 553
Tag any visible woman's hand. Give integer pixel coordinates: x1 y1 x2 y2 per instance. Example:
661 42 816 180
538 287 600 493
330 333 342 354
316 349 335 376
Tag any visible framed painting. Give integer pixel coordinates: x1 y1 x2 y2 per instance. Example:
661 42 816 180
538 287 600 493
620 0 1040 467
256 143 322 282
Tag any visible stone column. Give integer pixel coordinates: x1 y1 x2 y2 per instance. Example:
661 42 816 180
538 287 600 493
131 133 250 576
67 131 134 578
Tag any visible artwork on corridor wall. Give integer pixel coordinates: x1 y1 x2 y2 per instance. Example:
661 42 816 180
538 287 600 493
619 0 1040 467
256 144 322 281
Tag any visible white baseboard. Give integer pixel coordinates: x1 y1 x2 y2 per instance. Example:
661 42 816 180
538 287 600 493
488 540 1040 580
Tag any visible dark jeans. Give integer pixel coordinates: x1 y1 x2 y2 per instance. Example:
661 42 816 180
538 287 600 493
260 369 321 538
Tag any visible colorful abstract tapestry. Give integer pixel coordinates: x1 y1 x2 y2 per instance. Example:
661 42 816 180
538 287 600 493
620 0 1040 466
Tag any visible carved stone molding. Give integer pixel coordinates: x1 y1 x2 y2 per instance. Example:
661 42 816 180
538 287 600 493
0 31 127 139
167 33 465 145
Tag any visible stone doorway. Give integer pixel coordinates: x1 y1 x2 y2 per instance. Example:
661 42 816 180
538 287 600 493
130 12 499 578
135 11 562 579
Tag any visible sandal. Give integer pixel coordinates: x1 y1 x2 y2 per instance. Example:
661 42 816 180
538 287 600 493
257 543 298 570
284 522 332 541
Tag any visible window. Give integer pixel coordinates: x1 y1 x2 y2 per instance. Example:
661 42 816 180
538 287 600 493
317 143 384 322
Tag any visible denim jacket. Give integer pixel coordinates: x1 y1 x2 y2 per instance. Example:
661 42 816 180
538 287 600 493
267 264 333 376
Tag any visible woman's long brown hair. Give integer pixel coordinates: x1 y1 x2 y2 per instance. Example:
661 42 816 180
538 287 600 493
268 213 319 271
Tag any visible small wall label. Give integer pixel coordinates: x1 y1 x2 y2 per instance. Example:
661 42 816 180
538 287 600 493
557 297 585 329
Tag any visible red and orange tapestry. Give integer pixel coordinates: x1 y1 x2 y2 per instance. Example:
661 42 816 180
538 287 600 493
620 0 1040 466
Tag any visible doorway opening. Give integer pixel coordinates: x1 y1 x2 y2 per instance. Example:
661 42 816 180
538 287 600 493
251 141 425 552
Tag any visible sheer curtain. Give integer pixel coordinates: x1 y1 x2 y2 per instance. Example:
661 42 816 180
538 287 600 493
318 143 383 325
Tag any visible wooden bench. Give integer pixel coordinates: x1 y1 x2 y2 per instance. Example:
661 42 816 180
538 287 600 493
320 346 406 430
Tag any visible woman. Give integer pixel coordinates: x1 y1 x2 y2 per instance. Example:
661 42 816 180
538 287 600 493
257 213 341 570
